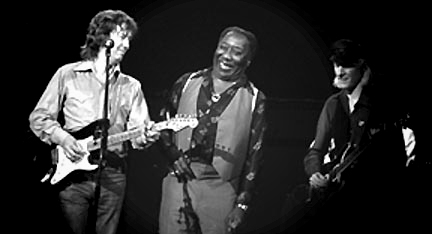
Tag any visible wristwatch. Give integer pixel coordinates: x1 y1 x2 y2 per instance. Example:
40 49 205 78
237 203 248 212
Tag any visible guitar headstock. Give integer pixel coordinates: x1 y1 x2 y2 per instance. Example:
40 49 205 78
154 114 198 132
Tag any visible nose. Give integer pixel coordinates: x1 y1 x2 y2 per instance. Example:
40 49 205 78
121 38 130 50
222 47 233 60
334 65 345 77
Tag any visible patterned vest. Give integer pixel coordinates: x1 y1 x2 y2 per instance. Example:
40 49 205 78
175 72 258 183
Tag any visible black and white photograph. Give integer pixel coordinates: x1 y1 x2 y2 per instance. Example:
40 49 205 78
13 0 427 233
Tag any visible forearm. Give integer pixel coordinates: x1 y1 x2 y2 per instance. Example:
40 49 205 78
29 103 68 145
128 86 153 149
29 113 70 146
304 148 324 177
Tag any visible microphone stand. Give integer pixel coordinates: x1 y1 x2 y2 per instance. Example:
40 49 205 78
87 46 111 234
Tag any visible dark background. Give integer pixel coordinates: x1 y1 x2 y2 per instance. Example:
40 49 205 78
14 0 422 233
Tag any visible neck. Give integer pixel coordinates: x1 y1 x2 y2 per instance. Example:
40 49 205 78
347 67 371 94
212 75 238 94
93 51 116 82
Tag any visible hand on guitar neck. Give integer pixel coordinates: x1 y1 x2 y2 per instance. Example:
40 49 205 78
136 114 199 147
134 121 161 148
309 172 330 189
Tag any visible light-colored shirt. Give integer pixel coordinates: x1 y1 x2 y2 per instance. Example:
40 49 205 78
29 60 151 156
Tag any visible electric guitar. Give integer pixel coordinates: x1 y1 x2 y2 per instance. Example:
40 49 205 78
41 116 198 185
306 112 411 204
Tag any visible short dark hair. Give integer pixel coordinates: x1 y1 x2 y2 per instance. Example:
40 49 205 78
329 39 365 67
80 9 138 60
218 26 258 61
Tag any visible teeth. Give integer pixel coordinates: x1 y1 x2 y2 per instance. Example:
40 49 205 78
220 62 231 70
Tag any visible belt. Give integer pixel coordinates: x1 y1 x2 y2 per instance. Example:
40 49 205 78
88 151 126 173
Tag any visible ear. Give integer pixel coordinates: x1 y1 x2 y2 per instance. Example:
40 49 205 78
357 59 368 73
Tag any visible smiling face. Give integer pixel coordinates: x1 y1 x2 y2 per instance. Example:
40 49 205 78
212 31 250 81
107 24 133 65
332 61 364 91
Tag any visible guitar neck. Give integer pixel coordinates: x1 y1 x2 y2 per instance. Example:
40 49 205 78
328 152 357 180
83 117 197 152
87 128 143 152
327 113 410 181
85 120 176 151
328 140 372 180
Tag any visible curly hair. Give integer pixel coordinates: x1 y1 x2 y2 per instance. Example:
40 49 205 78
218 26 258 61
80 9 138 60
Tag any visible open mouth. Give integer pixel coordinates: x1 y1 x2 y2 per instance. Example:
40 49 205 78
219 60 234 70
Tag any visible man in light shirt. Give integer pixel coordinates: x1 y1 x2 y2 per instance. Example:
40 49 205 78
29 9 158 234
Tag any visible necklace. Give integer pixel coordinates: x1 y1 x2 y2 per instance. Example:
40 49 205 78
211 92 221 102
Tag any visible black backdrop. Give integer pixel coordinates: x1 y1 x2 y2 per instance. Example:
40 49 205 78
14 0 421 233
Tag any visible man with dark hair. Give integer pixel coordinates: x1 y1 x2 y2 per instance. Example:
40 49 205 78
303 38 416 232
29 9 158 234
157 26 267 234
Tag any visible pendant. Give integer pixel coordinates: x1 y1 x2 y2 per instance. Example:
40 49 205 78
211 92 221 102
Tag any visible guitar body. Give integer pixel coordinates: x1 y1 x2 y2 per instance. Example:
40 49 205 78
306 143 358 205
46 120 105 185
307 177 345 207
26 129 57 184
306 160 345 206
50 137 99 184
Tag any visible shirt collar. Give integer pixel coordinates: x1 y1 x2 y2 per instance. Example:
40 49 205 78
73 60 93 72
73 60 122 81
203 67 254 95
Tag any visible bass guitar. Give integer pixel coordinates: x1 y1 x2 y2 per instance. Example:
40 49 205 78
307 112 410 204
41 116 198 185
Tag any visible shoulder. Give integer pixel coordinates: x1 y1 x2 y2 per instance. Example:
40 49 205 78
318 91 344 116
118 73 143 92
56 61 86 74
324 91 343 106
120 73 140 84
179 67 208 82
248 81 266 100
172 67 208 90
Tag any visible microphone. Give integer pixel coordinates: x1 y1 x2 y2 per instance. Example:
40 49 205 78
104 39 114 49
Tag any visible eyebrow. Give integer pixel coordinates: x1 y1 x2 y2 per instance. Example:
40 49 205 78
220 41 245 50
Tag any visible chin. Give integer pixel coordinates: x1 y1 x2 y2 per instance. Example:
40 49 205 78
221 70 235 77
333 77 352 89
213 67 232 77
